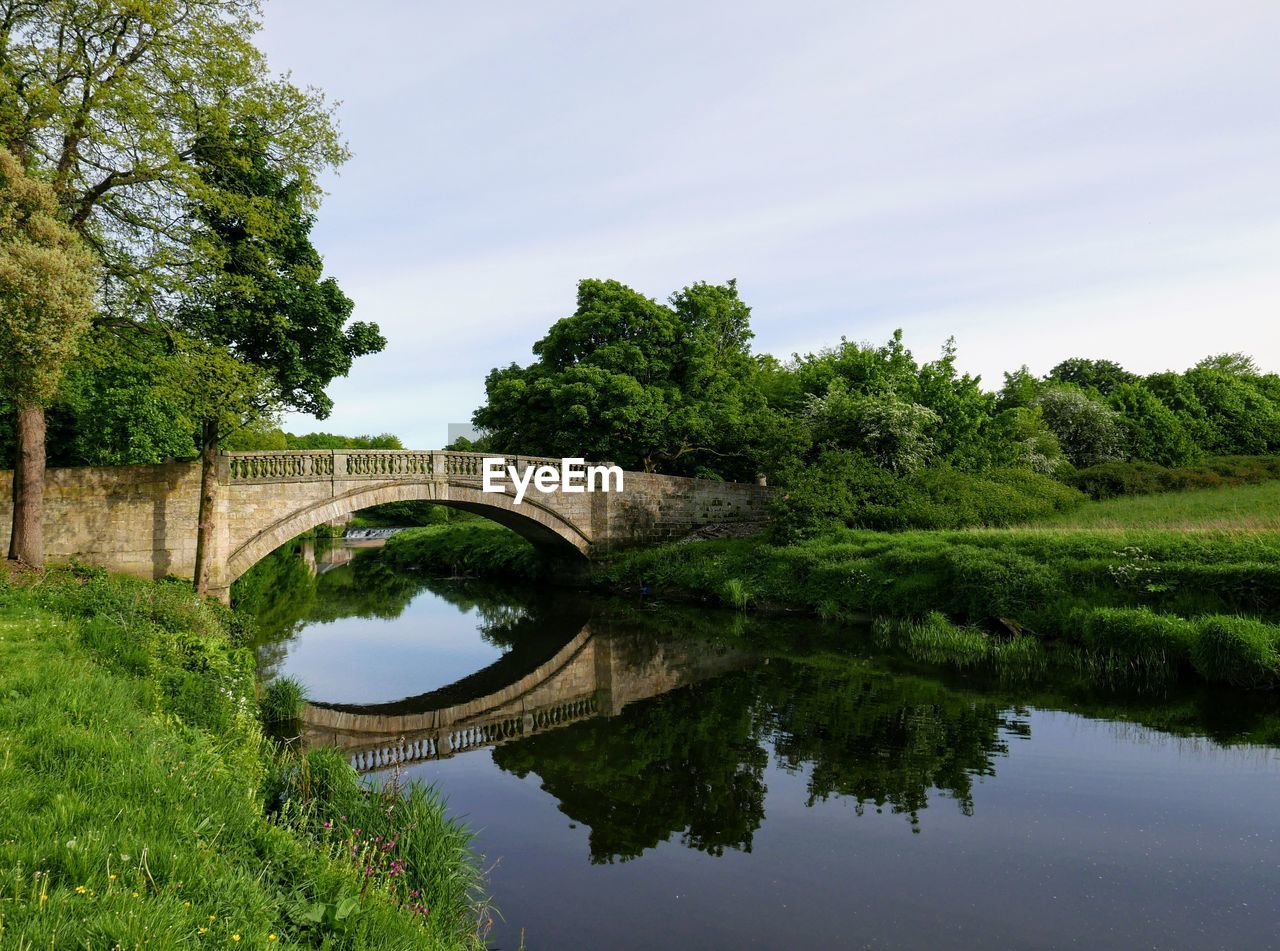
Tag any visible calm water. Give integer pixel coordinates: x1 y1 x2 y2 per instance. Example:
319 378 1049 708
248 542 1280 950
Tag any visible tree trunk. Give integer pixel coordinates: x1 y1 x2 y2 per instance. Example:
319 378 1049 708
192 419 219 596
8 402 46 566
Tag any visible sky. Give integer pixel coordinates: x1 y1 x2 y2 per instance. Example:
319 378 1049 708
258 0 1280 447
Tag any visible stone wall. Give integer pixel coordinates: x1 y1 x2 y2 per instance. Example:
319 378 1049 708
0 461 203 579
597 471 770 550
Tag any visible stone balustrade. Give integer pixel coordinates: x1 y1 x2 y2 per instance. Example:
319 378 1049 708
225 449 576 484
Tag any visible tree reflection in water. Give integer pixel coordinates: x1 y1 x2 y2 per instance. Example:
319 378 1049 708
491 651 1020 861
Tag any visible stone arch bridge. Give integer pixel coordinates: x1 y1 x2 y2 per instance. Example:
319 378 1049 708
0 450 769 601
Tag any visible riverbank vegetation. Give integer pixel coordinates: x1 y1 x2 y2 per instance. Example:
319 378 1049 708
381 522 546 581
601 523 1280 687
0 567 487 948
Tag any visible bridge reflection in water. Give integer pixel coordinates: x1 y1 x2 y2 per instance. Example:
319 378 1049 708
302 623 751 772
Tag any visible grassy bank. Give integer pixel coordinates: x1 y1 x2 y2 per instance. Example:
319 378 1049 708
0 567 486 948
601 526 1280 686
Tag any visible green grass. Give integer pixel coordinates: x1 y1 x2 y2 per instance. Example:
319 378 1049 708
261 675 310 724
1029 480 1280 531
0 568 486 949
599 524 1280 688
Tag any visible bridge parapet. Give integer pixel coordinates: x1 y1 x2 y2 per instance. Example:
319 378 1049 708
225 450 573 485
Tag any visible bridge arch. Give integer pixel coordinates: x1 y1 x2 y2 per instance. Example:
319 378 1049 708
225 479 590 585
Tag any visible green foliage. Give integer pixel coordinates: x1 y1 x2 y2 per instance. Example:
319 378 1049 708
350 501 460 528
0 569 486 948
805 382 940 472
1189 616 1280 687
473 278 774 479
770 451 1083 540
0 146 97 406
223 428 405 452
1 0 348 307
179 120 384 424
1047 358 1137 396
381 523 544 581
1033 384 1125 468
1066 455 1280 500
601 525 1280 687
261 675 309 724
278 749 489 940
1077 607 1198 671
1107 382 1200 466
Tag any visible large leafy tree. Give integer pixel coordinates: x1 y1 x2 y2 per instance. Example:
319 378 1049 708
2 3 367 588
0 0 346 311
0 146 97 565
474 279 771 479
178 121 384 594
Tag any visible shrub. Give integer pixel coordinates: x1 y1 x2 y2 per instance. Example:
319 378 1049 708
771 455 1085 539
1068 455 1280 500
1190 616 1280 687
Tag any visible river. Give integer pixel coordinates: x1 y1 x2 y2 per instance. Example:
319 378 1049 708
246 540 1280 949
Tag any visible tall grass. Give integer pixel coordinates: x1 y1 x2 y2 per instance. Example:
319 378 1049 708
0 568 487 949
1030 480 1280 531
261 675 310 724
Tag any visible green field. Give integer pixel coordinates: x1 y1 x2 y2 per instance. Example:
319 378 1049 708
1030 481 1280 531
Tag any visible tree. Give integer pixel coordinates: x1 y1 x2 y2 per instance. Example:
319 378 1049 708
804 381 940 473
1107 382 1199 467
2 2 354 591
0 146 97 565
1195 352 1260 375
1047 358 1136 396
1032 385 1125 468
473 279 771 479
996 365 1043 410
177 121 384 594
0 0 346 311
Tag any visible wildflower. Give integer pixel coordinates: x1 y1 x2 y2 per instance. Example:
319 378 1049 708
269 936 278 942
232 935 241 942
184 901 192 907
209 914 218 921
132 891 140 898
75 885 87 894
199 927 208 935
108 874 117 881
